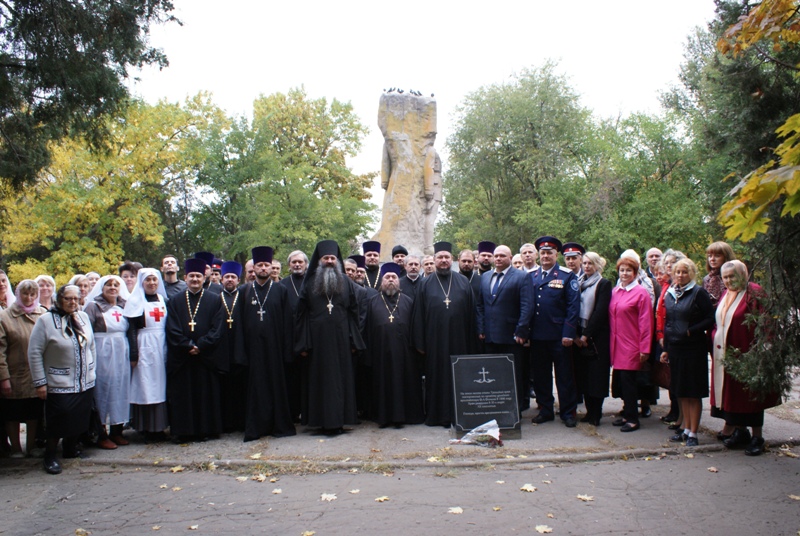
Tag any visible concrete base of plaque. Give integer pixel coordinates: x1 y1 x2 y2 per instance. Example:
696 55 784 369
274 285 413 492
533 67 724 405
450 354 521 439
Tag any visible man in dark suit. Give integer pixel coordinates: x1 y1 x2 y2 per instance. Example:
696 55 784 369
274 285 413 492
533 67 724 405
529 236 581 428
476 245 533 414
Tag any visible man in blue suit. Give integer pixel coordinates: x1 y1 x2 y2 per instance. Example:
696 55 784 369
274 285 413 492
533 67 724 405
476 245 533 414
529 236 581 428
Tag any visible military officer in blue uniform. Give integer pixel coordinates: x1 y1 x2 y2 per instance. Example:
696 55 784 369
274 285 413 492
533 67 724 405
529 236 581 428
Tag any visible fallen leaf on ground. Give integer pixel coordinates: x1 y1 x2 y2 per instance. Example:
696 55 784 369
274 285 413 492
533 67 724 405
520 484 538 492
517 455 528 458
788 494 800 501
492 506 501 511
301 532 315 536
348 468 359 474
272 489 282 494
151 526 161 531
538 464 545 468
159 484 168 489
171 487 182 492
205 462 217 471
401 438 408 441
542 480 552 484
577 494 594 502
495 480 505 484
427 456 443 463
547 513 554 518
170 465 184 473
321 493 337 502
375 496 390 502
448 507 463 514
188 525 198 531
371 448 381 453
248 453 262 460
235 477 247 483
75 529 91 536
535 525 553 534
382 471 394 477
252 474 267 482
707 467 719 473
349 489 360 494
270 477 279 483
781 450 798 458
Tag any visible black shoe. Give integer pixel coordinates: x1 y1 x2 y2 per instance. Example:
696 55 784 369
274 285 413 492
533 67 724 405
43 457 62 475
669 432 687 442
62 448 83 459
563 417 578 428
716 431 732 442
744 437 765 456
685 436 699 447
612 418 626 426
723 427 752 449
660 412 679 423
640 407 652 418
668 422 682 430
531 414 554 424
620 422 640 432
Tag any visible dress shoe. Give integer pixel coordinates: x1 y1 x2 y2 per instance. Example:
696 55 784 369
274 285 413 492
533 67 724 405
563 417 578 428
96 438 118 450
62 447 83 459
110 435 129 446
685 436 699 447
744 436 765 456
612 418 626 426
43 457 62 475
660 412 679 423
531 414 554 424
669 432 687 442
620 422 640 432
640 407 652 418
723 427 752 449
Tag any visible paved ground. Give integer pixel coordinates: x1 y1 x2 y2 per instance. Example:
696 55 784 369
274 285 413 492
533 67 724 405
1 381 798 535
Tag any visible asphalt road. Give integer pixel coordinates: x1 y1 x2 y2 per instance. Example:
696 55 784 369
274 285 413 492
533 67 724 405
2 448 799 536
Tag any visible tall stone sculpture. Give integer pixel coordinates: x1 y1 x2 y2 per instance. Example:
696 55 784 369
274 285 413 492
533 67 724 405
371 91 442 258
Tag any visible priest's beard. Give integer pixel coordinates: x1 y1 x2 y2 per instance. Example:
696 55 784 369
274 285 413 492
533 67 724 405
381 282 400 296
313 261 345 297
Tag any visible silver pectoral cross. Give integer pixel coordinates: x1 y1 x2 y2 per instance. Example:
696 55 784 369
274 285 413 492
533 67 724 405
327 302 334 314
257 309 265 321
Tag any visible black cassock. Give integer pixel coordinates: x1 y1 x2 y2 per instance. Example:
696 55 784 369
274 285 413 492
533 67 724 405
215 289 248 433
364 292 424 427
294 276 365 429
236 280 296 440
412 271 477 426
166 289 225 438
278 273 305 422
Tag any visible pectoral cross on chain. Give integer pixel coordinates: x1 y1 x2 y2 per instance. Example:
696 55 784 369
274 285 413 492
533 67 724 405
443 297 451 308
257 309 265 321
227 317 234 329
326 302 334 315
188 320 196 332
388 313 394 323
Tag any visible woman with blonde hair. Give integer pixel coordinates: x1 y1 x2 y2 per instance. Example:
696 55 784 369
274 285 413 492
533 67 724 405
35 275 56 310
660 258 715 446
703 241 736 307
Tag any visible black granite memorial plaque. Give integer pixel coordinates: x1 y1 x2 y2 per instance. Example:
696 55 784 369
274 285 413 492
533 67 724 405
451 354 520 438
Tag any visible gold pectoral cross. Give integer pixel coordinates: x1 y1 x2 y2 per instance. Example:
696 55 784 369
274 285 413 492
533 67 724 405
188 320 196 332
227 317 234 329
388 313 394 323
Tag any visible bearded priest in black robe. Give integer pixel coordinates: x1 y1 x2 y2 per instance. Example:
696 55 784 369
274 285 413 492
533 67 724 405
166 258 226 442
412 241 477 427
364 263 424 427
215 261 247 433
295 240 365 434
237 246 296 441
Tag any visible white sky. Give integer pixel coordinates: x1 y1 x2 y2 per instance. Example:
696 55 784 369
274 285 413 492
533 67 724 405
131 1 718 207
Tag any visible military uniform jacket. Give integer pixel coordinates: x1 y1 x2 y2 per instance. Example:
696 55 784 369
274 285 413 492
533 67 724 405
529 264 580 341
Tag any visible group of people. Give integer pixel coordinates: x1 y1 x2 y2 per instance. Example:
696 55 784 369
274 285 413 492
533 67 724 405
0 236 780 475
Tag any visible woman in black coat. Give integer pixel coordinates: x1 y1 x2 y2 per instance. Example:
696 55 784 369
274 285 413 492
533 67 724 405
574 252 612 426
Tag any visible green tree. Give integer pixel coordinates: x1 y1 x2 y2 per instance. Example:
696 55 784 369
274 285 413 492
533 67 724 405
0 95 225 280
0 0 178 189
190 87 376 261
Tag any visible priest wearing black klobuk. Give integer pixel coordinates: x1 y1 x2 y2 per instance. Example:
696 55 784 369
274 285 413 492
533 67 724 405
294 240 365 434
412 241 477 427
215 260 247 433
363 262 424 427
236 246 296 441
166 258 226 441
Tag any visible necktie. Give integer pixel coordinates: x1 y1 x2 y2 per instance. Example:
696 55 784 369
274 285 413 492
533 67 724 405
492 272 503 295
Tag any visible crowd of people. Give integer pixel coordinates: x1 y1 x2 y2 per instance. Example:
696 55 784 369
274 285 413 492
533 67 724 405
0 237 781 475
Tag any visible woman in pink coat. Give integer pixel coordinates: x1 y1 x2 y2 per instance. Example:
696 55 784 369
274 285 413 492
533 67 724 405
609 255 653 432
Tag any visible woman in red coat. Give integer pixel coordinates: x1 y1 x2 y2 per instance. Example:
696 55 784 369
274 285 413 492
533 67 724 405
711 260 780 455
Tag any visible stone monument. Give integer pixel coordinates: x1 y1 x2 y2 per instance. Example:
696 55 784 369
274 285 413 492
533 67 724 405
371 91 442 258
